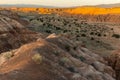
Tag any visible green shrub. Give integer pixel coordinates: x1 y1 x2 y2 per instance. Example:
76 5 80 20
73 46 77 50
45 30 52 33
76 35 80 37
32 53 42 64
90 32 94 35
90 37 94 40
4 52 14 59
104 34 107 37
79 56 86 62
59 57 69 66
97 33 101 37
111 28 113 30
112 34 120 38
53 51 60 56
96 40 100 43
67 67 76 72
81 34 86 37
65 45 71 51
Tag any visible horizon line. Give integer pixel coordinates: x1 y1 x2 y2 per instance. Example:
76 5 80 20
0 3 119 8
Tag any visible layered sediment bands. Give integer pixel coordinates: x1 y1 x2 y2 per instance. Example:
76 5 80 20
0 15 42 53
0 34 116 80
76 14 120 23
0 10 29 26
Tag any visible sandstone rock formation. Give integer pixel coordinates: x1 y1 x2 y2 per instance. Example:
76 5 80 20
0 15 43 53
77 14 120 23
0 34 115 80
0 10 29 25
0 9 119 80
108 50 120 80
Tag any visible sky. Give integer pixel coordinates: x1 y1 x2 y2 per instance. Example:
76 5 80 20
0 0 120 7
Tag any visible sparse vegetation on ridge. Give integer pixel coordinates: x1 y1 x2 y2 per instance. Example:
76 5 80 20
32 53 42 64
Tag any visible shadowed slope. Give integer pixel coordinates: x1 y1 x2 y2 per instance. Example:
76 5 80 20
0 15 43 53
108 50 120 80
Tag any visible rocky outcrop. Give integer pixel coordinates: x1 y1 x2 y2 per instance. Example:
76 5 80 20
0 10 29 25
108 50 120 80
0 34 115 80
0 15 43 53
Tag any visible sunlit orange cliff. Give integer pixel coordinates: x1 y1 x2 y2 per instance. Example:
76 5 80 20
2 7 120 15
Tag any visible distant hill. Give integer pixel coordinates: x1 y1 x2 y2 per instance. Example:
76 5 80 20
96 3 120 8
0 4 57 8
0 3 120 8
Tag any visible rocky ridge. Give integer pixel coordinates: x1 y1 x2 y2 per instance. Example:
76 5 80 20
108 50 120 80
0 34 116 80
0 14 43 53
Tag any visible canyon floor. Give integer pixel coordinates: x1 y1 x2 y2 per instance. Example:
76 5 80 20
0 8 120 80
